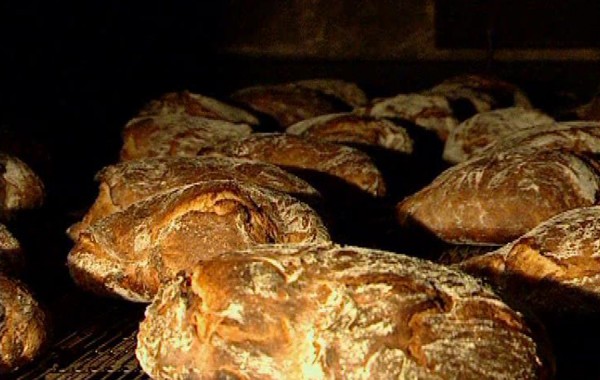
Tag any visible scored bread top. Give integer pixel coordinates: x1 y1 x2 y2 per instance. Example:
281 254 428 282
0 153 44 215
397 150 600 245
68 180 330 302
293 79 368 107
199 133 386 197
443 107 555 164
120 114 253 161
136 243 551 380
68 156 321 240
286 113 413 154
137 90 259 125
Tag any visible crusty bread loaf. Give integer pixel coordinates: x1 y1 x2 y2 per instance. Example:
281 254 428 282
138 90 260 125
443 107 555 164
286 113 413 154
478 121 600 157
68 156 321 240
460 205 600 314
0 223 22 274
358 93 459 141
0 153 44 218
293 79 368 107
426 74 533 115
120 114 253 161
397 150 600 245
0 274 48 373
136 244 553 380
199 133 386 197
231 84 348 128
68 180 330 302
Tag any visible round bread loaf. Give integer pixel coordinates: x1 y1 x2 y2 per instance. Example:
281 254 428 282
136 244 553 380
397 150 600 245
231 84 349 128
67 156 321 241
0 223 22 274
138 90 259 125
0 274 48 373
443 107 555 164
286 113 413 154
460 205 600 315
68 180 330 302
120 114 253 161
199 133 386 197
426 74 533 116
358 93 459 141
0 153 44 218
293 79 368 107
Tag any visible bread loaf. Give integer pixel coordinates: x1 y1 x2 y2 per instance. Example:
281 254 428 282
138 90 259 125
426 74 533 115
358 93 459 141
199 133 386 197
231 84 349 128
0 274 48 373
136 244 552 380
293 79 368 107
68 156 321 240
0 153 44 218
0 223 22 274
460 205 600 314
443 107 555 164
397 150 600 245
286 113 413 154
120 114 253 161
68 180 330 302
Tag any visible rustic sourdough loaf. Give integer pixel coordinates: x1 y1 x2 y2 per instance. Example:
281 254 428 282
397 150 600 245
292 79 368 107
120 114 252 161
0 153 44 218
286 113 413 154
68 180 330 302
443 107 555 164
67 156 321 240
136 244 553 380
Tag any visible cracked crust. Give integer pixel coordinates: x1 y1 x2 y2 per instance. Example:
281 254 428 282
67 180 330 302
67 157 321 241
0 153 44 218
397 150 600 245
136 244 552 380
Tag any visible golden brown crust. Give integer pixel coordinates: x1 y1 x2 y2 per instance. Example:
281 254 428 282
199 133 386 197
293 79 368 107
231 85 346 128
136 244 552 380
443 107 555 164
120 114 253 161
0 153 44 217
460 205 600 314
286 113 413 154
358 93 459 141
397 150 600 245
68 180 330 302
0 224 22 274
138 91 260 125
67 157 321 240
0 274 48 373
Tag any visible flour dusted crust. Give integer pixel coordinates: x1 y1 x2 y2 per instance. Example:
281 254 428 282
397 150 600 245
286 113 413 154
460 205 600 314
120 114 253 161
0 274 48 373
443 107 555 164
68 157 321 240
231 85 347 128
136 244 552 380
478 121 600 157
359 93 459 141
293 79 368 107
0 153 44 216
68 180 330 302
200 133 386 197
138 91 259 125
427 74 533 114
